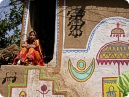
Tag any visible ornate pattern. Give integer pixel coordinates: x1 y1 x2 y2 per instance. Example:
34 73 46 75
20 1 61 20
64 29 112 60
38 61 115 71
102 77 122 97
68 58 95 82
97 41 129 65
96 22 129 66
8 66 68 97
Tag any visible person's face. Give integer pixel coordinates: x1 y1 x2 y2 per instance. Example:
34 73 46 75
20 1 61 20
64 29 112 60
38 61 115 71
29 32 36 40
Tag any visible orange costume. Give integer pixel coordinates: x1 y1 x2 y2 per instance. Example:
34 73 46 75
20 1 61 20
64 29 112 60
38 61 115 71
13 39 44 66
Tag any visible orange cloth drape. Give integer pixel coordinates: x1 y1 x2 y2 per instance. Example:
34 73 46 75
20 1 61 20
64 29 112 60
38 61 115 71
13 39 44 66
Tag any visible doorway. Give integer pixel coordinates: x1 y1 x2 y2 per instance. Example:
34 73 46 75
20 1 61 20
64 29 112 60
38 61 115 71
33 0 56 64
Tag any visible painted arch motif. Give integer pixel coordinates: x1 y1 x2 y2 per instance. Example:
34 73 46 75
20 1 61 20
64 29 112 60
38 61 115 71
96 22 129 65
96 41 129 65
95 19 129 97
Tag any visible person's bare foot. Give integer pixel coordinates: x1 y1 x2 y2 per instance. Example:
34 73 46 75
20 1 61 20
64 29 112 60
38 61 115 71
17 60 21 65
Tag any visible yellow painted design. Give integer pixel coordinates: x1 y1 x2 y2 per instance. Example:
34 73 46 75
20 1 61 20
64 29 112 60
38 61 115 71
109 47 111 50
124 47 126 51
104 47 108 51
77 60 86 70
122 54 127 58
100 54 103 58
110 54 115 58
103 77 122 97
105 54 109 58
19 91 26 96
102 53 106 57
120 47 122 51
68 58 95 82
99 42 129 59
126 53 129 57
116 54 121 58
114 54 117 58
120 54 123 58
117 47 119 51
108 53 112 57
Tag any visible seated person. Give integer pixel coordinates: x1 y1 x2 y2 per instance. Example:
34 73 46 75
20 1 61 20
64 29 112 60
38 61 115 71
12 31 44 66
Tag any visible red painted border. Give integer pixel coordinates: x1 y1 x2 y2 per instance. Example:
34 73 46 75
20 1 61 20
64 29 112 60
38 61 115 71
96 40 129 62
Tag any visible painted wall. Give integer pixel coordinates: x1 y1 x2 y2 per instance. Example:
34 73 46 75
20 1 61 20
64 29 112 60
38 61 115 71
52 0 129 97
1 0 129 97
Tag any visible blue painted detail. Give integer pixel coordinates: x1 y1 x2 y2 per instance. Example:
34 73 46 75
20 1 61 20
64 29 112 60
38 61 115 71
63 17 129 53
78 62 84 68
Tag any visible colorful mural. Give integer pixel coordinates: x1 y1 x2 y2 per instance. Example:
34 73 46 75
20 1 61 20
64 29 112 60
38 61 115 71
1 0 129 95
68 58 95 82
102 77 122 97
96 22 129 75
60 16 129 96
97 41 129 64
36 84 50 96
8 67 68 97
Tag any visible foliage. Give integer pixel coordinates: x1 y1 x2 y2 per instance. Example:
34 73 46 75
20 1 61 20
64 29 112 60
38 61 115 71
0 0 23 49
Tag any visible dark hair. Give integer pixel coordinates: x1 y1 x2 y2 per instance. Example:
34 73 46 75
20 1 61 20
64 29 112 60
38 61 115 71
26 30 37 44
29 31 37 37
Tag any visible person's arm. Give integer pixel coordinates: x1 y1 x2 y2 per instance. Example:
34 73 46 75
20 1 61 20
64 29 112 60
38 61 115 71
27 44 36 48
35 39 43 56
26 40 38 49
21 41 28 47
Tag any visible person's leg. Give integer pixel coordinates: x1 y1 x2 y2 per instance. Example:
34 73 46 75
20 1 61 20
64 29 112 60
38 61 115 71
25 48 35 65
12 47 28 65
20 47 28 61
34 50 44 66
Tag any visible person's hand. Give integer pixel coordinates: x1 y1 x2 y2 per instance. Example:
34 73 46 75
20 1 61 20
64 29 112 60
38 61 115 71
26 44 30 49
28 44 36 48
22 44 28 47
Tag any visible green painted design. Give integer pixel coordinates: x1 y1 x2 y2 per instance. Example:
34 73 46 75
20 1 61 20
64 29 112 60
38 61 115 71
78 62 84 68
117 70 129 97
8 66 68 97
71 61 94 80
68 58 95 82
